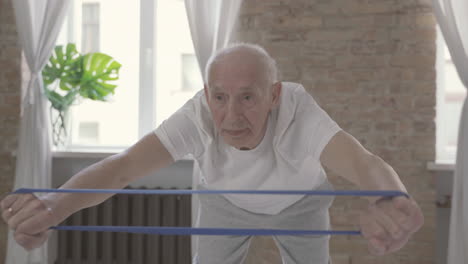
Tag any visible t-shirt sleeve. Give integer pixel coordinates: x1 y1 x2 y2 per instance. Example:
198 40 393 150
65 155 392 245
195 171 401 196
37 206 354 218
296 88 341 160
153 98 204 161
308 108 341 160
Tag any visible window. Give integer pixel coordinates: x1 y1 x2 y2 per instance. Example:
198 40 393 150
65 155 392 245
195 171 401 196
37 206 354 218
154 0 203 125
81 3 100 53
181 54 203 92
436 28 467 162
78 122 99 144
55 0 201 150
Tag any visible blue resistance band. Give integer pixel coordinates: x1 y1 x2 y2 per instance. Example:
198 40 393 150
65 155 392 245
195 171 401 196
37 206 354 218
12 188 409 236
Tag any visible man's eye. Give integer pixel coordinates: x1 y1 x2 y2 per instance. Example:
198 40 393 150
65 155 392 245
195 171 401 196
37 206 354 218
244 95 251 100
215 95 224 101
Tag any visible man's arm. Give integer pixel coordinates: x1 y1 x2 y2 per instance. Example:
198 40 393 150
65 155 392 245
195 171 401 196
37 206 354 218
320 130 406 201
50 132 174 220
319 130 424 256
1 132 174 250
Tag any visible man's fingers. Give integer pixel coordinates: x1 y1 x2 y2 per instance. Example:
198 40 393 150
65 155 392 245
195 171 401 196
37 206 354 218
14 231 49 251
17 207 54 235
386 235 409 254
360 213 389 254
8 198 47 231
360 213 382 239
368 238 387 256
2 209 13 223
393 197 424 231
2 194 31 225
393 197 413 216
8 194 36 217
0 194 19 211
370 204 404 240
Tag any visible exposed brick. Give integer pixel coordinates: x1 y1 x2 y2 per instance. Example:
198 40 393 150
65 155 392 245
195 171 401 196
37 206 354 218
0 0 437 263
237 0 436 263
331 255 351 264
0 0 20 261
324 15 375 28
390 54 435 67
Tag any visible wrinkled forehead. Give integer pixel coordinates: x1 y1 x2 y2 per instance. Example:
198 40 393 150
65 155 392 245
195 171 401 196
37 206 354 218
210 85 261 95
211 50 269 77
208 58 269 92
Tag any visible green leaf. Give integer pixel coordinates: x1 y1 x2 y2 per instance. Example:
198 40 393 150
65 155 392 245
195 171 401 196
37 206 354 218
42 43 82 89
80 53 122 101
44 87 78 112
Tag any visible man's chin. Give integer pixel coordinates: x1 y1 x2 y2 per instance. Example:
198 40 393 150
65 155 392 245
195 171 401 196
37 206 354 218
223 137 250 149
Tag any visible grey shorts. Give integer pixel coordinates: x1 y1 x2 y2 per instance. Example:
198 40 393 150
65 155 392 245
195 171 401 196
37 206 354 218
193 181 335 264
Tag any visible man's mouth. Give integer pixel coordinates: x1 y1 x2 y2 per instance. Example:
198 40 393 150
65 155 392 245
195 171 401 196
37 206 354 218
223 128 248 137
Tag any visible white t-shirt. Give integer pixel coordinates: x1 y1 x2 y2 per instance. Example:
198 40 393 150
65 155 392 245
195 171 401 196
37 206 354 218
154 82 341 215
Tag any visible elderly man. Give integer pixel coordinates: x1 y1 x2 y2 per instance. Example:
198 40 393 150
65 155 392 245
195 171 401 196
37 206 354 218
1 43 423 264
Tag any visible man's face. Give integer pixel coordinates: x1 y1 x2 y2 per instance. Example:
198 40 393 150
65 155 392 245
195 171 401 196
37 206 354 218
204 56 281 150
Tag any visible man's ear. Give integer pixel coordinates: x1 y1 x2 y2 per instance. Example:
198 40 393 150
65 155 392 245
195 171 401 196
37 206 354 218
271 81 282 107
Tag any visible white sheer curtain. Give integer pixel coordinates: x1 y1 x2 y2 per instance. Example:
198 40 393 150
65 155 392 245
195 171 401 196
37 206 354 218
432 0 468 263
185 0 243 80
184 0 243 259
6 1 71 264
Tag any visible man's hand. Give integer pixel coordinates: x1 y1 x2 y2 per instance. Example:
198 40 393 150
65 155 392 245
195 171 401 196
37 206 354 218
359 196 424 256
1 193 56 250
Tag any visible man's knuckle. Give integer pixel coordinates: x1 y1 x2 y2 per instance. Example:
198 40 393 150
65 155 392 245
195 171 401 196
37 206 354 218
22 240 34 251
397 215 407 225
374 230 385 237
16 223 27 234
7 219 17 229
14 232 26 243
30 199 43 209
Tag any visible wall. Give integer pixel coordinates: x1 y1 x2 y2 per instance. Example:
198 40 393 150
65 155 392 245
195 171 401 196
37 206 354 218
235 1 437 263
0 0 21 262
0 0 440 263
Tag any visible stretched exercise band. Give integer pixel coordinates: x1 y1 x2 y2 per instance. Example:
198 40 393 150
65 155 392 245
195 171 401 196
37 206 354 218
11 188 409 236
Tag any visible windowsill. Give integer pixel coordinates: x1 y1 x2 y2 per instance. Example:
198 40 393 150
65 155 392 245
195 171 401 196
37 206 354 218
52 148 194 162
52 149 120 159
427 161 456 171
53 152 455 171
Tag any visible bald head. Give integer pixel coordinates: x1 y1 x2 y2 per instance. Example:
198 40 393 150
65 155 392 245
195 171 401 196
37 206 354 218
205 43 279 88
203 43 282 150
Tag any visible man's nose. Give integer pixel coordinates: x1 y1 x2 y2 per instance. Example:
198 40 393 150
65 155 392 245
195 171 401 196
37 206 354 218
226 100 243 119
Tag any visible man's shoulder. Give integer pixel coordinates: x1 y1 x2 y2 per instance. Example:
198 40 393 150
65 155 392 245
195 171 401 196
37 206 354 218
280 82 312 100
275 81 326 132
281 81 305 92
279 82 316 108
179 89 215 138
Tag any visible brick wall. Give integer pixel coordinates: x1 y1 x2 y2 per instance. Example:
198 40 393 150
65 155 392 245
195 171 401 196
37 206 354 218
0 0 20 261
237 1 436 263
0 0 437 263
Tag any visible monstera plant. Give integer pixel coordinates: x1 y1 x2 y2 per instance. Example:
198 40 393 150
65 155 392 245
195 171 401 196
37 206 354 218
42 43 122 146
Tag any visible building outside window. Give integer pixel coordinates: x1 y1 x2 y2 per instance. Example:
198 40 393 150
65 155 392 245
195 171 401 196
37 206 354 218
81 3 100 53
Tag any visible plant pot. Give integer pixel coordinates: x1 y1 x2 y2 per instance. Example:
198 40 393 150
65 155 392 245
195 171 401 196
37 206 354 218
50 107 71 148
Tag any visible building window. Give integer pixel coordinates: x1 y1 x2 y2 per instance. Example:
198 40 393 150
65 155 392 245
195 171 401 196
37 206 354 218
436 29 467 162
78 121 99 144
56 0 201 150
82 3 100 53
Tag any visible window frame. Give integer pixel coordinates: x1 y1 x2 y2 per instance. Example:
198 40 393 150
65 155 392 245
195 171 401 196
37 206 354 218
56 0 157 151
436 27 466 163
